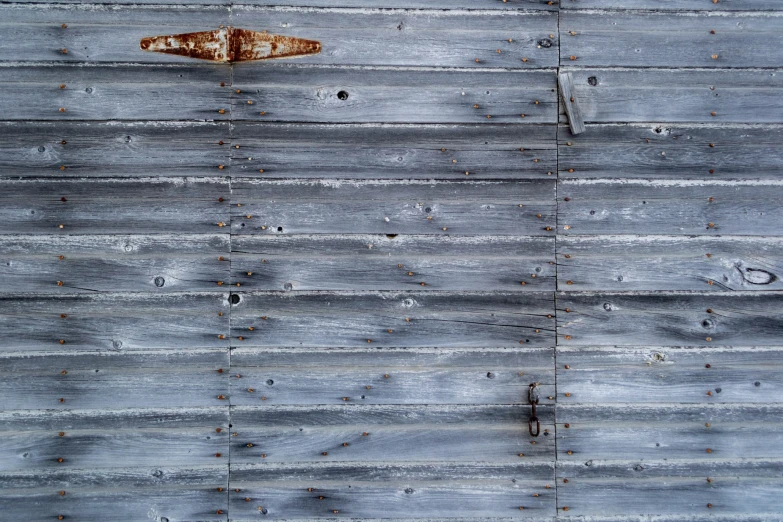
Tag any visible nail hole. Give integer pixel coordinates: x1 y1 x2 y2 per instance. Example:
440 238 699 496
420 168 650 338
337 91 349 100
487 372 495 379
587 76 598 86
266 379 274 386
154 276 165 288
277 226 283 232
230 294 240 305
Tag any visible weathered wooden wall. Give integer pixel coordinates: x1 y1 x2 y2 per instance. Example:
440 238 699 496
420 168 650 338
0 0 780 521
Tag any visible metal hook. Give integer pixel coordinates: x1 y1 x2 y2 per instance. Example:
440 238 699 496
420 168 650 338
528 383 540 437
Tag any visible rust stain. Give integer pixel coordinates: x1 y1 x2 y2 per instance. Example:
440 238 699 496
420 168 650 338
139 27 321 63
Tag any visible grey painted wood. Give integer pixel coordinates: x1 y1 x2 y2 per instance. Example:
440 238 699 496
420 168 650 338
230 347 554 405
230 123 556 179
0 235 229 293
557 179 783 236
0 5 558 68
231 7 558 68
556 292 783 346
558 68 783 124
236 0 559 8
0 408 229 471
562 12 783 68
0 293 229 352
230 405 554 463
558 124 783 180
0 4 229 64
557 404 783 460
561 0 783 9
231 291 555 347
556 346 783 404
556 473 783 518
0 65 229 121
0 349 229 409
230 463 555 520
0 466 229 522
0 464 226 489
231 179 556 236
232 66 558 123
558 457 783 480
0 178 230 235
231 235 554 291
558 72 585 135
557 235 783 291
0 121 229 177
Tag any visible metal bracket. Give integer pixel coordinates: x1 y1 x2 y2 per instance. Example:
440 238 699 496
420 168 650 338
140 27 321 63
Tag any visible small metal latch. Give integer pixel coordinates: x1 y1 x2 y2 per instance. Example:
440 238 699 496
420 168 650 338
528 382 540 437
140 27 321 63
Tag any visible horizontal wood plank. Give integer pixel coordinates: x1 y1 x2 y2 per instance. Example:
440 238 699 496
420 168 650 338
0 234 229 293
561 0 783 9
231 235 554 291
230 462 554 519
230 123 556 179
557 292 783 346
556 346 783 403
230 347 554 405
0 349 229 409
230 405 554 463
558 124 783 180
233 7 558 68
559 68 783 124
231 179 556 236
232 66 558 123
0 65 229 121
0 121 229 177
557 179 783 236
561 11 783 67
0 293 229 352
557 235 783 291
231 291 555 347
557 404 783 460
0 467 228 522
234 0 559 8
0 408 229 471
0 177 230 235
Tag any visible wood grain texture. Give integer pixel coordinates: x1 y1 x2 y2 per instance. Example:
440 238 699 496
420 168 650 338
558 124 783 180
231 235 554 291
234 0 559 8
0 65 229 121
0 234 229 293
0 4 229 64
231 65 558 123
231 291 555 347
556 346 783 404
561 11 783 67
230 405 554 463
557 404 783 460
557 179 783 236
558 72 585 135
230 123 556 179
0 293 229 352
561 0 783 9
558 68 783 124
556 292 783 346
557 235 783 291
0 121 229 177
0 177 230 235
233 7 558 68
231 179 556 236
0 408 229 471
230 347 554 405
230 463 555 520
0 467 228 522
0 349 229 409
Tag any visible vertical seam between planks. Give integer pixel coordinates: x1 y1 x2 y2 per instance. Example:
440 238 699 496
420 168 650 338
554 3 561 520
